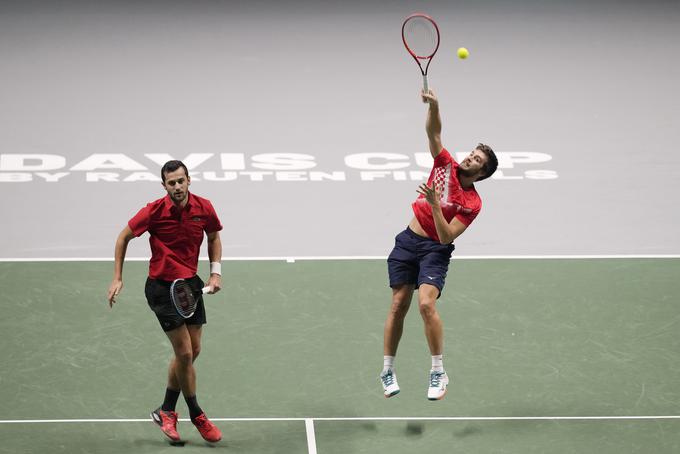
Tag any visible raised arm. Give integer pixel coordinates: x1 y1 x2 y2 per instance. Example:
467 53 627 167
422 89 443 159
107 225 135 307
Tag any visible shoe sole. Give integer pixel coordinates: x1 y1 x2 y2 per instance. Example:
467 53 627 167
384 389 400 398
151 411 181 442
195 430 222 443
427 387 447 401
201 436 222 443
192 419 222 443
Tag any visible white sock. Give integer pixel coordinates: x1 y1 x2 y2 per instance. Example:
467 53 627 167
431 355 444 372
383 356 395 374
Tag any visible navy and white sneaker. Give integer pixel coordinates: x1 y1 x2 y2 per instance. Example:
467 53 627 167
427 370 449 400
380 369 400 398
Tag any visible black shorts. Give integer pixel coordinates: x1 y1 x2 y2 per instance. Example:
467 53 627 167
387 227 455 297
145 276 207 332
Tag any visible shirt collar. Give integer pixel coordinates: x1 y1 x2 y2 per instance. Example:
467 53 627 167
165 192 192 213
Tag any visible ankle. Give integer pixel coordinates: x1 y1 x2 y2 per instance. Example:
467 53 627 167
431 354 444 372
383 355 395 373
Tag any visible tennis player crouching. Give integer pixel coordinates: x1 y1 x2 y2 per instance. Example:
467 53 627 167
107 160 223 443
381 89 498 400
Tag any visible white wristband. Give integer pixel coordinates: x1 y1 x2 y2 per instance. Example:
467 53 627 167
210 262 222 276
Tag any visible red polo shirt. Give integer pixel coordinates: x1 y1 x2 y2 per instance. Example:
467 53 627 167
128 193 223 280
412 148 482 243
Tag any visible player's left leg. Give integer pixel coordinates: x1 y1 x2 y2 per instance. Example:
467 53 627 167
418 284 449 400
183 324 222 442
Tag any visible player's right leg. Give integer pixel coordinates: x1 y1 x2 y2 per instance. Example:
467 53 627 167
151 407 180 442
384 285 415 358
384 228 420 397
152 324 195 441
381 284 415 397
145 278 189 441
151 325 191 441
166 325 197 397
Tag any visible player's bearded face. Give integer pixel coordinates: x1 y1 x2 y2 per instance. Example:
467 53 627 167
162 168 191 204
459 149 487 179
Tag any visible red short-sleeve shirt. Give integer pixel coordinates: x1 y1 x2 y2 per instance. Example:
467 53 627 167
128 193 223 280
411 148 482 243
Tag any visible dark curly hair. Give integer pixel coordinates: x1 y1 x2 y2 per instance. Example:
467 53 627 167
161 160 189 183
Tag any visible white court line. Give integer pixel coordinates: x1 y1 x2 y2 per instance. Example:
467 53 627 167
305 418 318 454
1 255 679 262
2 415 680 423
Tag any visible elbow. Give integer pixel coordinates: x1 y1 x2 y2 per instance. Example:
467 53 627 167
117 235 130 248
440 231 460 245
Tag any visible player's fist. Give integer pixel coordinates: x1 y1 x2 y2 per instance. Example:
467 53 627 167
206 275 221 294
421 89 438 105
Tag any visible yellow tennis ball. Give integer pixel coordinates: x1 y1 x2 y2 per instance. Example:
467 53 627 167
457 47 469 59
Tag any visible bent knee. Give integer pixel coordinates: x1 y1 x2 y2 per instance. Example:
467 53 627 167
175 349 194 365
418 298 438 317
390 304 409 320
390 296 412 317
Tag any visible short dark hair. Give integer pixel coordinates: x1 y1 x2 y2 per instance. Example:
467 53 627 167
475 143 498 181
161 160 189 182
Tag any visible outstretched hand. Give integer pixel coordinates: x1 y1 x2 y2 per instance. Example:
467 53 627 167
417 182 441 207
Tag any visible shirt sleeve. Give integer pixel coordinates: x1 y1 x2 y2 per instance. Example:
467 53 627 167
434 148 453 166
455 195 482 227
127 205 151 237
455 209 479 227
204 200 223 234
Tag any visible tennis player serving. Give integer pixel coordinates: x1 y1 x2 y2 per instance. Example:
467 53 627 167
381 89 498 400
107 160 223 443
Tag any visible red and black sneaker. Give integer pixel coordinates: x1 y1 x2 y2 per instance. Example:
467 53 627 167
192 413 222 443
151 407 180 442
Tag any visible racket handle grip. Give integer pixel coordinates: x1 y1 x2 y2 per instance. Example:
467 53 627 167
201 286 211 294
423 74 429 93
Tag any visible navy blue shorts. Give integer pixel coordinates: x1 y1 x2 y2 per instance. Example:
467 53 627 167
387 227 455 296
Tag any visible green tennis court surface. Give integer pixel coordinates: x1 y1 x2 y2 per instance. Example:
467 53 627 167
1 259 679 453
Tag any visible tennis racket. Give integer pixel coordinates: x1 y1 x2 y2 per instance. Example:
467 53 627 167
401 13 440 93
170 279 211 319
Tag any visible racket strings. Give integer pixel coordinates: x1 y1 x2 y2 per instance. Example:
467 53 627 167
172 281 196 314
403 17 439 58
